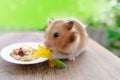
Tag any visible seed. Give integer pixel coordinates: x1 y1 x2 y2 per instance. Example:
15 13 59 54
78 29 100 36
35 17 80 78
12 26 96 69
18 48 25 56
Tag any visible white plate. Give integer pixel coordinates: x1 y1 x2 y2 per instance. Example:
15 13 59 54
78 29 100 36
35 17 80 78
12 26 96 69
0 42 48 65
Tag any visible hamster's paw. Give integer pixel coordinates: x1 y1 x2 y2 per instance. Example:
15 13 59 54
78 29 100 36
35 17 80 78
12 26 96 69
68 57 75 61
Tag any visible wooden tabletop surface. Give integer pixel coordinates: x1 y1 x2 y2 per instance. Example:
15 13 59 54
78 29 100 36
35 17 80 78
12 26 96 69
0 32 120 80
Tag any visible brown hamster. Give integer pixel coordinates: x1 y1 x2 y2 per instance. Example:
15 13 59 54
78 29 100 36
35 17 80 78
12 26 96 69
44 19 88 60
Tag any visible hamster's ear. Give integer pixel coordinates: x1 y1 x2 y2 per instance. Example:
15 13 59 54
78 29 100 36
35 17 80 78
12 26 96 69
48 18 54 25
65 21 74 30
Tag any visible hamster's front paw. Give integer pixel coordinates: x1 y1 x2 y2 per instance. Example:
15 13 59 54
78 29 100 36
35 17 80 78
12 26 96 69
68 57 75 61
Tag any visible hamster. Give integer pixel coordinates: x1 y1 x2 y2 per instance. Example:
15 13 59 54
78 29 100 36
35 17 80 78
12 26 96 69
44 19 88 60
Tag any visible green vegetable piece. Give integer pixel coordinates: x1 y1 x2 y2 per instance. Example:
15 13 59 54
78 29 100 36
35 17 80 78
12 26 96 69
52 59 66 68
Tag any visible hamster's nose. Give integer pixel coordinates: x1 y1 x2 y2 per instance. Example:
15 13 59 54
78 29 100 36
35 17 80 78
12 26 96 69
44 40 55 48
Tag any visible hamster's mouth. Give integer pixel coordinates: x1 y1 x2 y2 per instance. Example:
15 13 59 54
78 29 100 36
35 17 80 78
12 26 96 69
49 47 57 53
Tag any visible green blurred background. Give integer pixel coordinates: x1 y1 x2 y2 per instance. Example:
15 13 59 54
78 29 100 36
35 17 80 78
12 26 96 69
0 0 110 31
0 0 120 56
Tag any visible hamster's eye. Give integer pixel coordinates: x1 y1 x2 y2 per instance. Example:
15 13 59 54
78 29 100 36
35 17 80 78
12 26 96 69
54 32 59 38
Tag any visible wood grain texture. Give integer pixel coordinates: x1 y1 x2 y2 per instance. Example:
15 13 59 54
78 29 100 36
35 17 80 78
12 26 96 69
0 32 120 80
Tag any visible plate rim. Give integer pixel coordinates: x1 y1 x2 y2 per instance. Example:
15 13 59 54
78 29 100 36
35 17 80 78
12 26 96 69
0 42 48 65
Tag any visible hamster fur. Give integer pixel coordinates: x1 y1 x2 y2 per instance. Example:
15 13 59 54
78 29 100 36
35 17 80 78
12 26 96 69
44 19 88 60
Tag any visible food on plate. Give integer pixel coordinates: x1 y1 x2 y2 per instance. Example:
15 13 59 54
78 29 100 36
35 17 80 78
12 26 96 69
10 44 66 68
10 46 38 61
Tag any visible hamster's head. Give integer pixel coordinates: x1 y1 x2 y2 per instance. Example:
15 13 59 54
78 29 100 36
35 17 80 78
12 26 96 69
44 20 76 54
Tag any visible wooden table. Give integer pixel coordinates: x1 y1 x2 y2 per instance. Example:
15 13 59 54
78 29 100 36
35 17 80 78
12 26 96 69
0 32 120 80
